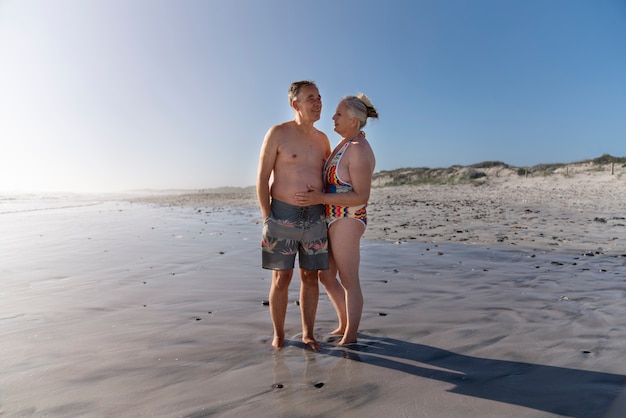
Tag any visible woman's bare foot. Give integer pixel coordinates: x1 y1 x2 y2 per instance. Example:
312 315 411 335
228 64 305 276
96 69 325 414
330 327 345 335
338 337 357 346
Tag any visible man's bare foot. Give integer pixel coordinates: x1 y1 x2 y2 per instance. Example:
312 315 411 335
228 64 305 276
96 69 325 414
302 336 320 351
272 335 285 350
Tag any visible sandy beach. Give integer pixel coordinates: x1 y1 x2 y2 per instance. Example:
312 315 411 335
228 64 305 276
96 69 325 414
2 167 626 417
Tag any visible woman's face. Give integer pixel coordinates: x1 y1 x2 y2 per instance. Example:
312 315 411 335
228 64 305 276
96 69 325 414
332 101 357 136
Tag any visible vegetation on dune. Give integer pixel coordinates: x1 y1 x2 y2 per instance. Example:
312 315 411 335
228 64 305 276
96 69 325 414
372 154 625 187
372 165 504 186
590 154 626 165
469 161 510 169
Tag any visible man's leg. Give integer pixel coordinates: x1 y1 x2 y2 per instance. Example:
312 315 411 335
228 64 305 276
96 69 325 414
270 269 293 349
299 267 320 351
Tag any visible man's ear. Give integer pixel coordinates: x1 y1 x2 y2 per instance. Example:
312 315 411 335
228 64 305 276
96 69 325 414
291 99 299 111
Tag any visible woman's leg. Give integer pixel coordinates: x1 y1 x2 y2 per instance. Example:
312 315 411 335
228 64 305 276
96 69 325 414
328 219 365 344
319 251 346 335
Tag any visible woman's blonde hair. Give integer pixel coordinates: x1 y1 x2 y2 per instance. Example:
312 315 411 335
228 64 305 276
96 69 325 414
343 93 378 129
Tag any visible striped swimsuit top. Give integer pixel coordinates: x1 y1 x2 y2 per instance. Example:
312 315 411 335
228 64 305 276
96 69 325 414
324 140 367 226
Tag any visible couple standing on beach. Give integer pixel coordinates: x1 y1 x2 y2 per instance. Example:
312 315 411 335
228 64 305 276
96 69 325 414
257 80 379 351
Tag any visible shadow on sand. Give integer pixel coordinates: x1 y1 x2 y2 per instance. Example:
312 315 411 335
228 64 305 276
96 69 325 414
321 334 626 418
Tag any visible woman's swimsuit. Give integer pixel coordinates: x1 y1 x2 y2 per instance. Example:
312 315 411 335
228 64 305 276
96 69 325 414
324 140 367 227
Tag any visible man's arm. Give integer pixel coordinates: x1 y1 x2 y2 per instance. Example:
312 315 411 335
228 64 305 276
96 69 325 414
256 126 279 219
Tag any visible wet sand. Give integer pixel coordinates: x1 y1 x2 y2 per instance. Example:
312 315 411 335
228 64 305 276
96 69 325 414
1 169 625 417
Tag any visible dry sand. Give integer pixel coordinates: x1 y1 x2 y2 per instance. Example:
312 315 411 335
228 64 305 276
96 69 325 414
2 169 625 417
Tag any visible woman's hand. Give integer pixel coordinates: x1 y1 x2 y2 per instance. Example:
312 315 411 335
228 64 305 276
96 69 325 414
294 184 325 206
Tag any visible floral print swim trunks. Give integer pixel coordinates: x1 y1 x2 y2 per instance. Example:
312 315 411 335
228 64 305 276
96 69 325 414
261 199 329 271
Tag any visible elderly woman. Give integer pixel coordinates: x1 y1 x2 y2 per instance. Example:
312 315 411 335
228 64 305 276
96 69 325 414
295 93 378 345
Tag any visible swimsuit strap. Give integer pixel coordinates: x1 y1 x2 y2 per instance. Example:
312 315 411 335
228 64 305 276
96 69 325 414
325 141 352 189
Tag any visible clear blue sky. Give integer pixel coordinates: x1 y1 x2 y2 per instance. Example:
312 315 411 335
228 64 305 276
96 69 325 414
1 0 625 192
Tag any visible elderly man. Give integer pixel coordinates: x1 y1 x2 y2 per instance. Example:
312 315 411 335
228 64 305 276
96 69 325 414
256 81 330 350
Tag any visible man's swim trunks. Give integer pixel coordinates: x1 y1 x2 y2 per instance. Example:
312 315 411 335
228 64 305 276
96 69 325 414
261 199 329 270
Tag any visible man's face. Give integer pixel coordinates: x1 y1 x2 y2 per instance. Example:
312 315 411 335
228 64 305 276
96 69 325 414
295 85 322 122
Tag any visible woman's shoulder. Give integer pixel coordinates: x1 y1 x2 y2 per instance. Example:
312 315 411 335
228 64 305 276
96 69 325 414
345 138 375 167
348 137 373 155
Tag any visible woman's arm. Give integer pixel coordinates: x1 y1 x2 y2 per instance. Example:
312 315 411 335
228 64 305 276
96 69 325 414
294 142 375 206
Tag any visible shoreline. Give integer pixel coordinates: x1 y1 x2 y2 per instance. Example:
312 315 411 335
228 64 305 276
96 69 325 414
129 169 626 255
